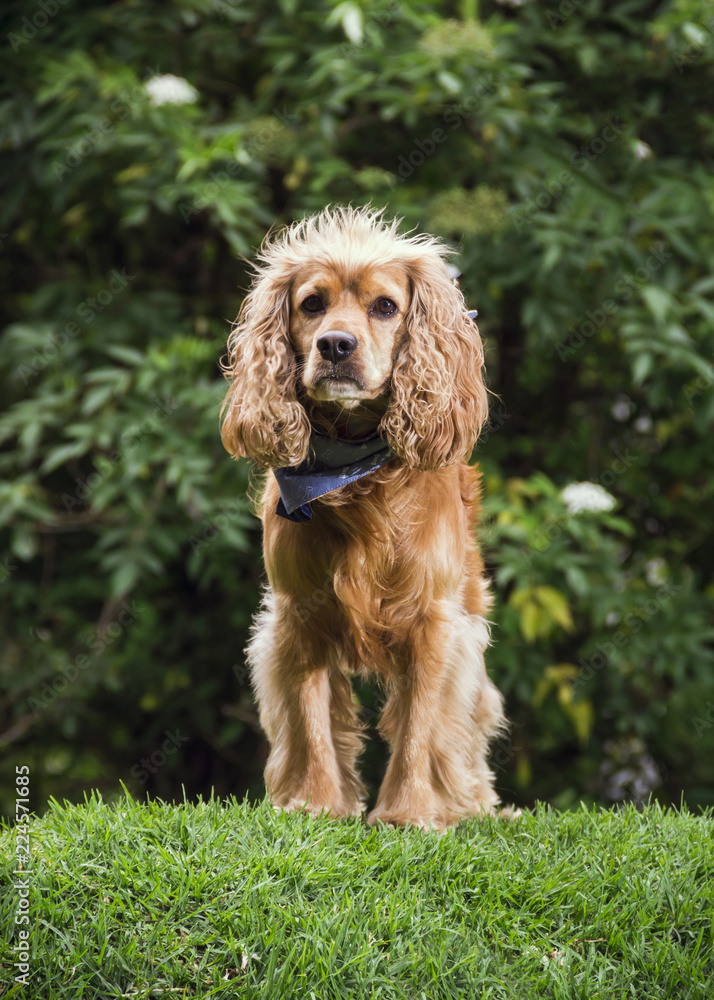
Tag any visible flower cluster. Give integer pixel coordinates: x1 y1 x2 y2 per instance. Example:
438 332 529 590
561 481 617 515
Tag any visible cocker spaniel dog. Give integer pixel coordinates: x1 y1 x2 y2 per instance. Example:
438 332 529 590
221 206 506 830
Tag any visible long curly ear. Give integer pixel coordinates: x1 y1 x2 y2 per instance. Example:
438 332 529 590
382 258 489 470
220 271 310 468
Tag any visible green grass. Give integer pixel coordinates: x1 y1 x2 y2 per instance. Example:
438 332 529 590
1 795 712 999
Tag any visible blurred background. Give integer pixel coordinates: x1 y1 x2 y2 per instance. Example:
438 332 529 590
1 0 713 820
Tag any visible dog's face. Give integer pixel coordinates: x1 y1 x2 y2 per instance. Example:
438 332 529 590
221 207 488 470
290 263 410 411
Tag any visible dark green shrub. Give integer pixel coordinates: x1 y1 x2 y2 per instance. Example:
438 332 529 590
1 0 712 816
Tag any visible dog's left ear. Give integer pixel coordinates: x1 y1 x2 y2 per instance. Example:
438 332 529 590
382 258 489 470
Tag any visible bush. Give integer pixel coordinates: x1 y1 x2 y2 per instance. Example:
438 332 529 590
1 0 713 817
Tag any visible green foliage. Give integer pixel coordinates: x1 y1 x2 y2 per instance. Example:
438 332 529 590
0 0 713 815
482 472 714 806
1 795 712 998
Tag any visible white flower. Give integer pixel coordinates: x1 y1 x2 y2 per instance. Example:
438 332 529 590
561 481 617 515
611 396 633 422
634 415 652 433
145 74 199 107
634 140 653 160
645 558 667 587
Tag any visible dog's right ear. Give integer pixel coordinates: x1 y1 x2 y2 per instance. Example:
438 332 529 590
220 271 311 469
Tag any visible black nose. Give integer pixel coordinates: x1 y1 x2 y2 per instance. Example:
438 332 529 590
316 330 358 364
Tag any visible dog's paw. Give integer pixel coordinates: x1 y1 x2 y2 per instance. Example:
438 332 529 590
276 795 364 820
367 806 452 832
470 803 523 822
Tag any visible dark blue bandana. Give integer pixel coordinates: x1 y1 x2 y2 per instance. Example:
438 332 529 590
273 432 394 522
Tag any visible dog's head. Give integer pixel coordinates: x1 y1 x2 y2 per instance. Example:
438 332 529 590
221 207 488 470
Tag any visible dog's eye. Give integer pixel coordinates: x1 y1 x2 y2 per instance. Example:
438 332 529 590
374 298 397 316
301 295 324 314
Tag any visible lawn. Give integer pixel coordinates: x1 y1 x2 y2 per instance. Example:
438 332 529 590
1 795 712 998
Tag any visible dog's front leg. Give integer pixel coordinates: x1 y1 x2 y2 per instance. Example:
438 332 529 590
368 604 500 830
247 589 365 818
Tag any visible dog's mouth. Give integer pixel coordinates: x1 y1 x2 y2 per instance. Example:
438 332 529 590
307 368 367 400
321 373 364 388
303 387 391 437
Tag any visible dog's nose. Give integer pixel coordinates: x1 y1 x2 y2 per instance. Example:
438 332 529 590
316 330 358 364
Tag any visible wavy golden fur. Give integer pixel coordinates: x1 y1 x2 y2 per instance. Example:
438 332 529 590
221 207 507 829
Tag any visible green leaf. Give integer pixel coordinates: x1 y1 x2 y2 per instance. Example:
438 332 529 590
104 345 145 367
437 71 462 95
11 525 38 561
541 243 562 273
327 3 364 45
535 586 574 633
632 352 654 386
40 441 89 474
519 600 540 644
110 561 140 599
640 286 674 325
81 384 115 415
564 697 595 746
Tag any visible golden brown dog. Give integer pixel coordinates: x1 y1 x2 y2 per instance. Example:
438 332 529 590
221 206 506 829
